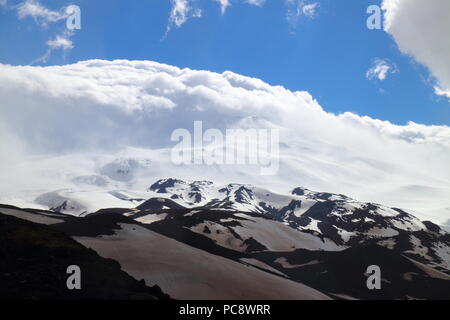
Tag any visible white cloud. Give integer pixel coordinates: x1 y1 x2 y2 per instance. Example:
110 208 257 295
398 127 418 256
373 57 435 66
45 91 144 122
214 0 230 14
17 0 66 26
366 59 397 81
301 2 319 18
163 0 320 34
164 0 265 34
169 0 191 28
33 29 76 63
285 1 319 31
165 0 202 36
10 1 80 61
0 60 450 225
245 0 266 7
46 34 73 50
382 0 450 100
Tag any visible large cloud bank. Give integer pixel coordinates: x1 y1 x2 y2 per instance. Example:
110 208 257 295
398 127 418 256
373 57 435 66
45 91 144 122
382 0 450 99
0 60 449 226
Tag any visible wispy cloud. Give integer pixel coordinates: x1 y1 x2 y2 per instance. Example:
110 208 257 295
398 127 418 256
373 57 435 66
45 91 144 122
214 0 230 14
163 0 320 36
17 0 67 26
285 1 319 32
35 30 74 63
46 32 73 50
245 0 266 6
301 2 319 18
8 0 80 63
165 0 202 37
366 59 398 81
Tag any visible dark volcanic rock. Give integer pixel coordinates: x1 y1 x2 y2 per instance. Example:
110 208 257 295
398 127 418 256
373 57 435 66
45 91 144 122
253 244 450 300
136 197 185 211
0 213 170 300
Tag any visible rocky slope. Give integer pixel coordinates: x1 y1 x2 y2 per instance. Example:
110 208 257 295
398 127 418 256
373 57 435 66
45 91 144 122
0 206 169 300
1 178 449 300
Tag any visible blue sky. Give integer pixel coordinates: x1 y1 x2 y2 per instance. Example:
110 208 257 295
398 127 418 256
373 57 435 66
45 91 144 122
0 0 449 126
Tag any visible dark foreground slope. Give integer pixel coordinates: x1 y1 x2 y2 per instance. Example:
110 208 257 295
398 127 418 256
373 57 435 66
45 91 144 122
0 212 169 300
50 212 331 300
2 196 449 300
253 244 450 300
141 207 450 300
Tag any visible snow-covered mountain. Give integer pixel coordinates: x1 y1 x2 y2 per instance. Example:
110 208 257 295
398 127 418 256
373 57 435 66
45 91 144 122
132 178 448 273
2 185 449 300
108 183 450 299
23 177 450 274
